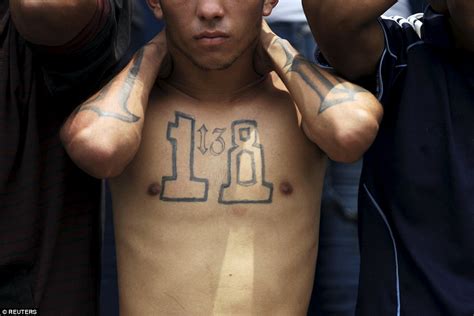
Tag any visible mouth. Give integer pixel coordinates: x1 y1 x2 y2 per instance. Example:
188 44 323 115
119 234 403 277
194 31 230 46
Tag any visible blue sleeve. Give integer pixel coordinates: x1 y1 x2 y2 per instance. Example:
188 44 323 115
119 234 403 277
373 15 423 103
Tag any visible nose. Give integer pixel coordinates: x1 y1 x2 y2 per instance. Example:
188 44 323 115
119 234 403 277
196 0 225 22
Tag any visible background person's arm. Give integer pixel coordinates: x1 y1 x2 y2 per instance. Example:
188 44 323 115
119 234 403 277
10 0 98 46
60 33 168 179
260 23 383 163
302 0 396 80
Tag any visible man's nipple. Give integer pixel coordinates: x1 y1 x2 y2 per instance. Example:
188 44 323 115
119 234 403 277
147 182 161 196
279 181 294 196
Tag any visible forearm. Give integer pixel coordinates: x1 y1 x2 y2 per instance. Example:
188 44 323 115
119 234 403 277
302 0 396 79
10 0 99 46
61 38 166 178
265 36 383 162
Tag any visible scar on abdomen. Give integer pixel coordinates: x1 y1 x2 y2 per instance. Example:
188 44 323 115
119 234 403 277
147 182 161 196
279 181 293 196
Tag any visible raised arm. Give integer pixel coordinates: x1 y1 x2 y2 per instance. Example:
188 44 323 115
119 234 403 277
60 32 168 179
260 22 383 163
10 0 99 46
302 0 396 79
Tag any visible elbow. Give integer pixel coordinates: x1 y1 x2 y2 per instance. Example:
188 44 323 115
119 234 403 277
60 125 138 179
303 1 355 44
306 105 382 163
328 126 379 163
12 0 92 15
10 0 97 45
328 110 381 163
303 2 378 81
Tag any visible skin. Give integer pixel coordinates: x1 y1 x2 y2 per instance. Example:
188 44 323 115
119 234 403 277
61 0 382 314
10 0 98 46
61 32 168 178
444 0 474 52
112 77 325 315
258 21 382 162
302 0 474 80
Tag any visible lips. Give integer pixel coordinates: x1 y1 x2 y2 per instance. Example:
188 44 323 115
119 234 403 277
194 31 229 39
194 31 230 46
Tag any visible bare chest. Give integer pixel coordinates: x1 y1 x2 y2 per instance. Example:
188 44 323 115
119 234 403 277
114 98 324 214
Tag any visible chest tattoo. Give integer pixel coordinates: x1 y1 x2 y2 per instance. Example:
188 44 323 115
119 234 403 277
160 111 273 204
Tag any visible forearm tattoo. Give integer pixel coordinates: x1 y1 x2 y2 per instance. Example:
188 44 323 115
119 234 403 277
273 38 368 114
78 48 145 123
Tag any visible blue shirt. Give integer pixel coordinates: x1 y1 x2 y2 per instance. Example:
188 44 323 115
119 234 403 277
355 7 474 315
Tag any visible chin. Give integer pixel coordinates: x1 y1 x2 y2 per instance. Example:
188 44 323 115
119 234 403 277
192 57 237 71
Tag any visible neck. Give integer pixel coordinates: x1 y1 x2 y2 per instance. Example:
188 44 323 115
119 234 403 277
165 43 264 102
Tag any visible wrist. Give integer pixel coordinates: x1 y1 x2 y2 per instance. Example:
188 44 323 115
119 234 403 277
267 37 298 73
261 30 277 49
143 41 167 67
134 43 168 89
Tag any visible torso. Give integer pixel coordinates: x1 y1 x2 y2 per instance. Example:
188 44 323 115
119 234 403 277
358 15 474 314
111 75 326 315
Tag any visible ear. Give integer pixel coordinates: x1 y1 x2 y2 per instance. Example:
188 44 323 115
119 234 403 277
262 0 278 17
146 0 164 20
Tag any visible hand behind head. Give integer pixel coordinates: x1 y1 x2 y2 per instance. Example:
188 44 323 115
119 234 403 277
253 20 276 76
147 29 173 79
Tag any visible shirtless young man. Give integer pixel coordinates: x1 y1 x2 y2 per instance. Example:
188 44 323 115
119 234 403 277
61 0 382 314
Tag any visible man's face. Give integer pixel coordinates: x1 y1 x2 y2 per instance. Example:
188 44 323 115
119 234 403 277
158 0 270 71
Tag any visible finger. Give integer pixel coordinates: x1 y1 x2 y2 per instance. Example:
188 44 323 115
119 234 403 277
262 19 272 33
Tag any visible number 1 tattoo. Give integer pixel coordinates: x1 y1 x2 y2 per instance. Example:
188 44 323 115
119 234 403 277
160 112 209 202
